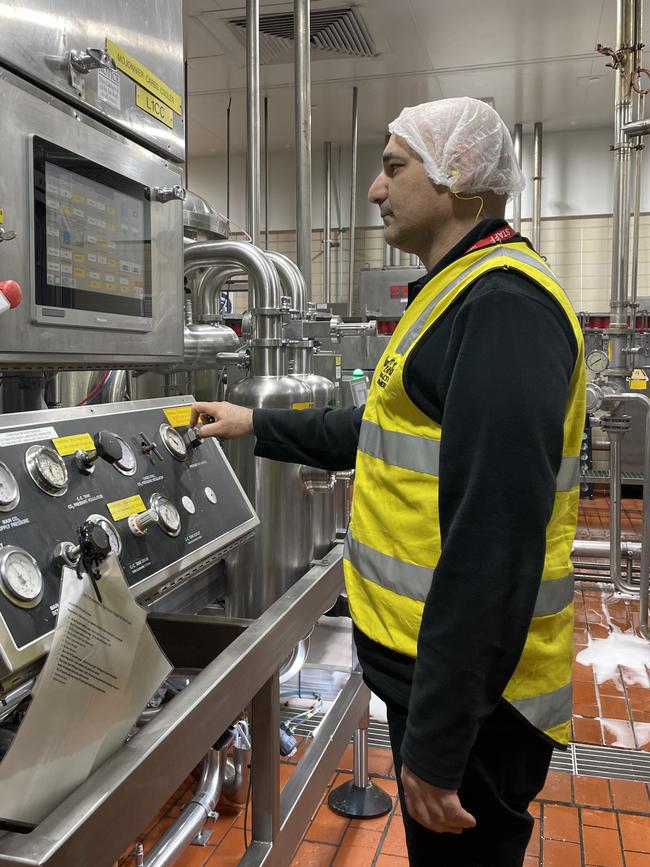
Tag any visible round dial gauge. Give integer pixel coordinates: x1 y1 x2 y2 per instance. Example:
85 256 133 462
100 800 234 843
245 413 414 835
25 445 68 496
0 546 43 606
112 434 137 476
86 514 122 557
159 424 187 461
150 493 181 537
0 462 20 511
586 349 609 374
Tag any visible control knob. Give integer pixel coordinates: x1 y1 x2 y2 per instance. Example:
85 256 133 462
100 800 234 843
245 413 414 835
185 427 203 449
75 430 137 476
128 508 159 537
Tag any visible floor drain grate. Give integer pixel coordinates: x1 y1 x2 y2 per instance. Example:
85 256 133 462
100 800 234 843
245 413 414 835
283 668 650 782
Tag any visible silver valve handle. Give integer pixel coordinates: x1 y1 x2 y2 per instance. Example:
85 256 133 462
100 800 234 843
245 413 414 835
128 509 159 537
146 186 186 204
330 318 378 339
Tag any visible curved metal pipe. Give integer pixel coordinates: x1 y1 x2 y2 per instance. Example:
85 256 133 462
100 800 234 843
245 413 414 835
265 250 307 314
144 744 231 867
104 370 127 403
184 241 282 340
183 324 240 368
197 265 247 318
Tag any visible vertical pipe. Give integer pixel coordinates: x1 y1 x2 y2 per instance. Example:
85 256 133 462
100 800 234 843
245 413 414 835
409 254 419 267
383 243 391 267
324 141 332 304
336 144 344 303
295 0 312 294
246 0 260 246
347 85 359 316
512 123 523 233
531 122 543 253
264 96 269 250
631 0 644 308
610 0 635 374
609 430 624 588
352 708 370 788
390 246 400 267
226 98 232 219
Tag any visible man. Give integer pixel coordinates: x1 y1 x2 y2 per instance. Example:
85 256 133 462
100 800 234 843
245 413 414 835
191 97 585 866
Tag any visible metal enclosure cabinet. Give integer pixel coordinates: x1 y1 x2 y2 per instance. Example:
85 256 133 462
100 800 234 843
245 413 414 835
0 0 185 162
0 70 184 368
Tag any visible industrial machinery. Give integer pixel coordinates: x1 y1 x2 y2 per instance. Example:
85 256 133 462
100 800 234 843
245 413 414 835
0 4 375 865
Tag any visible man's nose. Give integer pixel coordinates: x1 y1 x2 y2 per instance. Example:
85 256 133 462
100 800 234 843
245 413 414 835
368 172 388 204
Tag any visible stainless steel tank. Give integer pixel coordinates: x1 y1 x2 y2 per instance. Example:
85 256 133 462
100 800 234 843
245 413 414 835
289 341 337 559
225 370 314 618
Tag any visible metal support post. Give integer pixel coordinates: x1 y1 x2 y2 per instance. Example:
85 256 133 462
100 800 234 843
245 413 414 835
531 122 542 253
328 705 392 819
512 123 523 233
323 141 332 304
246 0 261 246
251 672 280 842
295 0 312 292
347 86 359 316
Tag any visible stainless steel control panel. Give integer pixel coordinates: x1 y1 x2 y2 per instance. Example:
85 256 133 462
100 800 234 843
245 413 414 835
0 397 258 684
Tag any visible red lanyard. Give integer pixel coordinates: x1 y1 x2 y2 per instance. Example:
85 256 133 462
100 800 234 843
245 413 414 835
465 225 517 254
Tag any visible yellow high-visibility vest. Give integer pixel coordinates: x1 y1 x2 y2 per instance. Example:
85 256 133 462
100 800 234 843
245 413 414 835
344 241 585 745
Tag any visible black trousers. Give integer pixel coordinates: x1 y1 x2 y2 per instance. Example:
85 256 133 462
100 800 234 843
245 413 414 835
386 699 554 867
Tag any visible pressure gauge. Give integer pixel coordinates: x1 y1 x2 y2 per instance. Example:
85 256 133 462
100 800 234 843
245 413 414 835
0 462 19 512
159 423 187 461
112 434 137 476
0 546 44 606
25 444 68 496
586 349 609 374
86 514 122 557
150 493 181 537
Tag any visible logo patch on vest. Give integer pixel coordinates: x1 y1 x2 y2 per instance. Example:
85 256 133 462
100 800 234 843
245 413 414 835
377 355 398 389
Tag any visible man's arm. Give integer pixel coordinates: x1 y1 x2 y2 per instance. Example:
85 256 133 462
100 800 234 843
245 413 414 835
191 401 363 471
401 281 576 790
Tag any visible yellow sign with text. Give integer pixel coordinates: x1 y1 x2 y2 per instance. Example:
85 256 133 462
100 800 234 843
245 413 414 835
0 209 4 225
135 86 174 129
107 494 146 521
163 406 192 428
52 433 95 457
106 39 182 114
630 368 648 391
292 402 314 410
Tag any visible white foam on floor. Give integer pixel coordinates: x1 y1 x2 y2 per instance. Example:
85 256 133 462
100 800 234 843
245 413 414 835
600 718 637 749
576 632 650 688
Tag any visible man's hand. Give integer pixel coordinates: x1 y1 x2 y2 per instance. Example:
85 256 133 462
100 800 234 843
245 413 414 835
190 401 254 439
401 764 476 835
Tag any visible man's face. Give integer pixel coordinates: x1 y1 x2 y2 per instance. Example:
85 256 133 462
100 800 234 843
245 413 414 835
368 134 447 255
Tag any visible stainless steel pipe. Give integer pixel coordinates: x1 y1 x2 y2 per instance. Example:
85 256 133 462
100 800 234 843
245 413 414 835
572 539 642 559
144 746 230 867
184 241 282 341
197 265 245 318
246 0 261 246
390 246 400 267
295 0 312 291
266 250 307 314
347 86 359 316
609 0 636 375
531 122 542 252
512 123 523 233
324 141 332 304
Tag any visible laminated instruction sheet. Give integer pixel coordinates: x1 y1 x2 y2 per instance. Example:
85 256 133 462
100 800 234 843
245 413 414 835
0 555 172 826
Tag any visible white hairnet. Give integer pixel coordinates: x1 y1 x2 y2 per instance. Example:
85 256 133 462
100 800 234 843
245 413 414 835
388 97 525 198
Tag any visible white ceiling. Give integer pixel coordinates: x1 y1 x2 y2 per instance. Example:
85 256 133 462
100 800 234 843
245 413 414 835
183 0 617 156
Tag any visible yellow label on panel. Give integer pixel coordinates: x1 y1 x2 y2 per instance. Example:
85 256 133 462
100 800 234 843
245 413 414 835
135 85 174 129
107 494 146 521
61 204 72 216
0 209 4 225
89 280 101 289
73 253 85 263
106 39 182 114
292 402 314 410
72 194 84 205
163 406 192 427
73 267 86 278
52 433 95 457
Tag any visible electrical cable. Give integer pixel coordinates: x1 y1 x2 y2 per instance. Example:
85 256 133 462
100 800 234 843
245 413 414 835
76 370 112 406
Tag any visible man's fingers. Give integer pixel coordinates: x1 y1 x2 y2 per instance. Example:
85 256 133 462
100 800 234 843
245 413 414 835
197 420 223 438
190 402 217 428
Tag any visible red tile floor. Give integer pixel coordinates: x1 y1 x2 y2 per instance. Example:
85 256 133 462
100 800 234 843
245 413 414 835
117 495 650 866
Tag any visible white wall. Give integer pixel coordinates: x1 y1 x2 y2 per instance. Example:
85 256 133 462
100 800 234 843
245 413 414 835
189 126 650 231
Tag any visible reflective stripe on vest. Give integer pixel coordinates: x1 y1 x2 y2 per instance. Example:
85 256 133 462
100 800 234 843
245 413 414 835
396 247 558 355
345 531 574 617
509 682 573 732
358 419 580 492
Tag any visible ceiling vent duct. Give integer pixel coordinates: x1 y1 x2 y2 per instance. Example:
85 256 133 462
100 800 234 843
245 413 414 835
228 7 376 64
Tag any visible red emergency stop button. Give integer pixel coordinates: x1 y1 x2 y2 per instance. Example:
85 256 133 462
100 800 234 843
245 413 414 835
0 281 22 312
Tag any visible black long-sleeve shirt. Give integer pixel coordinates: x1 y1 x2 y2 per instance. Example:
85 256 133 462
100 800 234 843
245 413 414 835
252 220 577 789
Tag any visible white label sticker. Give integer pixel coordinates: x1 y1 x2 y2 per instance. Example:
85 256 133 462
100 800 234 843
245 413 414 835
97 67 121 109
0 426 58 447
